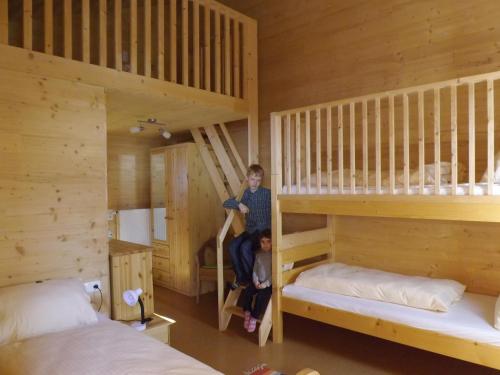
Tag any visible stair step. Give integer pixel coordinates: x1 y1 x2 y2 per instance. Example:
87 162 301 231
224 306 261 323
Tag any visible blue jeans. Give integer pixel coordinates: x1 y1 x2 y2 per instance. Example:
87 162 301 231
229 231 260 284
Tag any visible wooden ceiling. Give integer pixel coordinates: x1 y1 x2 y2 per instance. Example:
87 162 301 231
0 44 249 139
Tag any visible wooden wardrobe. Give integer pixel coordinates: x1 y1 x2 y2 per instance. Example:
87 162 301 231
150 143 223 296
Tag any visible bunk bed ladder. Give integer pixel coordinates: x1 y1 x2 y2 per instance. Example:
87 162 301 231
220 285 273 347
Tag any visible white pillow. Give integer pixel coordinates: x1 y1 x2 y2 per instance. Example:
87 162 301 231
0 278 98 345
495 296 500 330
295 262 466 312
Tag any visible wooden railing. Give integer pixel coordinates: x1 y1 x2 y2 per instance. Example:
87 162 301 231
272 71 500 196
0 0 256 99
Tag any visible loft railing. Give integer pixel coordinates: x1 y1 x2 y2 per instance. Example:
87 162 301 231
272 70 500 196
0 0 256 99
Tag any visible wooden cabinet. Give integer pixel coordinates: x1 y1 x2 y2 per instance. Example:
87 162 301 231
109 239 154 321
150 143 223 296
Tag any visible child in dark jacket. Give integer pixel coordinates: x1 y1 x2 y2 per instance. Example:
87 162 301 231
241 229 272 333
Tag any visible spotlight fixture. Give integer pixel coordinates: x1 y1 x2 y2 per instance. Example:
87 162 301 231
129 125 144 134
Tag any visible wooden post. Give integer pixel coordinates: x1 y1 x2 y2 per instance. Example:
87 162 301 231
204 0 211 90
295 112 302 192
270 112 283 344
64 0 72 58
244 20 258 164
305 110 311 193
468 83 475 195
214 6 221 93
23 0 32 50
327 106 332 193
115 0 122 70
349 102 355 193
403 93 409 194
362 100 368 193
145 0 151 77
44 0 53 54
418 91 425 194
170 0 177 82
193 0 200 88
434 88 441 195
99 0 107 67
158 0 165 80
338 105 344 193
234 19 240 98
130 0 137 74
375 97 381 193
285 114 292 192
182 0 188 85
487 79 494 195
451 84 458 195
316 108 322 191
389 95 395 194
82 0 90 63
224 13 231 95
0 0 7 44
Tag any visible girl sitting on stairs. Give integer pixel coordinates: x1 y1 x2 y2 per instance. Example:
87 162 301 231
241 229 272 333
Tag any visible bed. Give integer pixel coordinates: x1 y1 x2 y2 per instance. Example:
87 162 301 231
264 69 500 369
0 279 222 375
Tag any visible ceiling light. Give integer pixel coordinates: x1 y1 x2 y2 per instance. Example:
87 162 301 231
162 130 172 139
129 125 144 134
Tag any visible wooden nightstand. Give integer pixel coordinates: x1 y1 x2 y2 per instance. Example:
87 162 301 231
123 313 175 345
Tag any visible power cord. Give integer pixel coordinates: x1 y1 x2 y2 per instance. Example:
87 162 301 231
93 284 103 312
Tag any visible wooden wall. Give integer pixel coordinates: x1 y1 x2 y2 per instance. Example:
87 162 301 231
107 135 167 210
0 68 110 311
221 1 500 254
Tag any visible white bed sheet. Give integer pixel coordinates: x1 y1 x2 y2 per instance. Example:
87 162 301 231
282 182 500 196
0 316 222 375
283 284 500 346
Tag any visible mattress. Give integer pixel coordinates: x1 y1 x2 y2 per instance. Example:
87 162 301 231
283 284 500 346
0 315 222 375
282 182 500 196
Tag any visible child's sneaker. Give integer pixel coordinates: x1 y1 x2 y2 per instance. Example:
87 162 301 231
229 281 240 290
247 317 257 333
243 311 251 330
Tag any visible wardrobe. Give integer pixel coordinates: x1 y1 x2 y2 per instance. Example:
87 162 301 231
150 143 224 296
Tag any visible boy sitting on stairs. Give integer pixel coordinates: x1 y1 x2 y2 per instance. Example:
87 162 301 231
223 164 271 290
241 229 272 333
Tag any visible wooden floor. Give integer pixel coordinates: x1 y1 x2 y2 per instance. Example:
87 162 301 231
154 286 498 374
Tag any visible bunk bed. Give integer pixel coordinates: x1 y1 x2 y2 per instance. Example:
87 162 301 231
269 71 500 369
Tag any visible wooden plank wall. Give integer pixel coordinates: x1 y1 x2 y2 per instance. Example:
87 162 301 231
221 0 500 232
0 68 110 312
107 135 167 210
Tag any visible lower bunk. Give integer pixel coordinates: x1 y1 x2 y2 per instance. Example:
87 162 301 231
282 286 500 369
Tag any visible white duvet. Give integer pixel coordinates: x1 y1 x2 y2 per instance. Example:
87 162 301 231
294 262 466 312
0 317 222 375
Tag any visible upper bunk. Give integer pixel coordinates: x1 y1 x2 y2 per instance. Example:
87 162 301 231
0 0 257 147
270 70 500 222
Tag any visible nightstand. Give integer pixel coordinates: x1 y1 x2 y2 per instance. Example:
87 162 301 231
123 313 175 345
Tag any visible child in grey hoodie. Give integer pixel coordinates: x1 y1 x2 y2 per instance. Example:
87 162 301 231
241 229 272 333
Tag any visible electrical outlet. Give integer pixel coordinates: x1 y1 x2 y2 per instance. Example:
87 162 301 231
84 280 102 293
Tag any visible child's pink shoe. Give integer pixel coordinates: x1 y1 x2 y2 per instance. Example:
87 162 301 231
247 317 257 333
243 311 251 330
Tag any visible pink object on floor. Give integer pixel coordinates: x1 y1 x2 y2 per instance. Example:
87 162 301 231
247 317 257 333
244 311 251 330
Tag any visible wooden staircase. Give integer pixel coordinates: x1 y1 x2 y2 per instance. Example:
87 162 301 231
191 123 273 346
220 286 273 347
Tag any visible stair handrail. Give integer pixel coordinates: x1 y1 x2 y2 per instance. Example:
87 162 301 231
216 180 246 328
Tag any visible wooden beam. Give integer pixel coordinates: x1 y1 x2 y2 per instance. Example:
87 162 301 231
130 0 137 74
487 79 494 195
305 110 311 193
23 0 32 50
316 108 321 190
170 0 177 82
362 100 368 193
244 20 258 164
403 93 409 194
338 105 344 193
285 114 292 191
451 84 458 195
224 12 231 95
214 6 221 93
0 0 7 44
281 227 329 250
468 83 475 195
434 88 441 194
418 91 425 194
375 97 381 193
349 102 355 192
44 0 53 54
389 95 395 193
233 19 240 98
145 0 151 77
158 0 164 80
82 0 90 63
295 112 302 192
281 241 331 264
114 0 122 70
99 0 107 66
327 106 332 193
193 0 200 88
